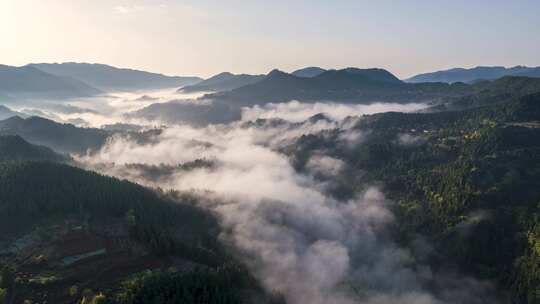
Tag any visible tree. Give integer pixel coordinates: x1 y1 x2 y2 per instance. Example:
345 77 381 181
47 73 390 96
0 288 7 304
0 266 13 289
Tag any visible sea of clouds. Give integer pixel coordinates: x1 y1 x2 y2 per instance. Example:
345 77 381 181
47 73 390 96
69 93 499 303
4 89 499 304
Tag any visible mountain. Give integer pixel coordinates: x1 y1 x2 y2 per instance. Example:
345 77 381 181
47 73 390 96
0 161 246 304
179 72 265 93
289 92 540 303
0 135 68 162
406 65 540 83
205 68 470 107
291 67 326 78
0 64 102 99
0 105 26 120
0 116 110 154
429 76 540 111
340 67 402 83
129 100 241 126
29 62 203 92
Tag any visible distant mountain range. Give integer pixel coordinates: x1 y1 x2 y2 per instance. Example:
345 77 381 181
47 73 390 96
0 64 103 99
428 76 540 112
29 62 202 91
179 72 265 93
0 116 110 154
3 62 540 106
0 105 26 120
406 65 540 83
137 73 540 127
129 100 240 126
205 68 468 106
0 62 203 100
291 67 327 78
179 67 330 93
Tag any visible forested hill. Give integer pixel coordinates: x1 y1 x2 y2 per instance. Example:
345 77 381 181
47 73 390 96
0 161 218 249
0 116 110 154
0 161 281 304
0 135 68 162
431 76 540 111
205 68 471 107
0 123 259 303
0 64 102 99
290 92 540 303
29 63 202 92
406 65 540 83
179 72 265 93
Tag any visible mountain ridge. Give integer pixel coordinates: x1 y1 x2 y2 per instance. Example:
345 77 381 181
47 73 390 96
179 71 265 93
406 65 540 83
0 64 103 99
0 116 110 154
204 68 468 106
291 67 326 78
29 62 202 91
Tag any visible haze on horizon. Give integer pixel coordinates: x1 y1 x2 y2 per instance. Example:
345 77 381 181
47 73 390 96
1 0 539 79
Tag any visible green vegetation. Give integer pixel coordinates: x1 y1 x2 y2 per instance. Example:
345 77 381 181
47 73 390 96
116 267 249 304
292 92 540 303
0 135 67 162
0 137 275 303
113 266 286 304
0 265 13 289
81 293 107 304
0 265 13 304
0 288 6 304
0 161 223 265
0 116 110 154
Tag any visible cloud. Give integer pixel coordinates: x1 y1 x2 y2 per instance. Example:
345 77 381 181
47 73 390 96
242 100 428 123
306 154 345 176
397 133 424 146
72 99 500 304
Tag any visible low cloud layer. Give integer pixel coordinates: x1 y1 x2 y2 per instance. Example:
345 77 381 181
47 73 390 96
74 100 501 304
241 100 428 122
4 88 206 128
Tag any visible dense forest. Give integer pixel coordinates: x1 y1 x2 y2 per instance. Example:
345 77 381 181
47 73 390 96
0 144 275 303
290 92 540 303
1 77 540 303
0 135 68 162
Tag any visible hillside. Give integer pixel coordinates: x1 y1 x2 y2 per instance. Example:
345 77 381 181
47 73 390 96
430 76 540 111
29 63 202 92
407 65 540 83
0 135 67 162
129 100 240 126
291 67 326 78
0 65 102 99
0 105 25 121
179 72 265 93
0 160 242 303
206 68 470 107
0 116 110 154
288 92 540 303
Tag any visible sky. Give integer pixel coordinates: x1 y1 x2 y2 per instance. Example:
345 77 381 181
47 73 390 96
1 0 539 79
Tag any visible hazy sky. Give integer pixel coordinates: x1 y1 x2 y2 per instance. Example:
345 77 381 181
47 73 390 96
1 0 539 78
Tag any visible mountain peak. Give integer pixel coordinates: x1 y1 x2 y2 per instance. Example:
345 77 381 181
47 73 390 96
406 65 540 83
267 69 291 78
340 67 402 84
211 72 235 79
292 67 326 78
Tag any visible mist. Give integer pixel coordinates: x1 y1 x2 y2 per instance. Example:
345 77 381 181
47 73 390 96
242 101 428 123
2 88 207 128
71 99 500 304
